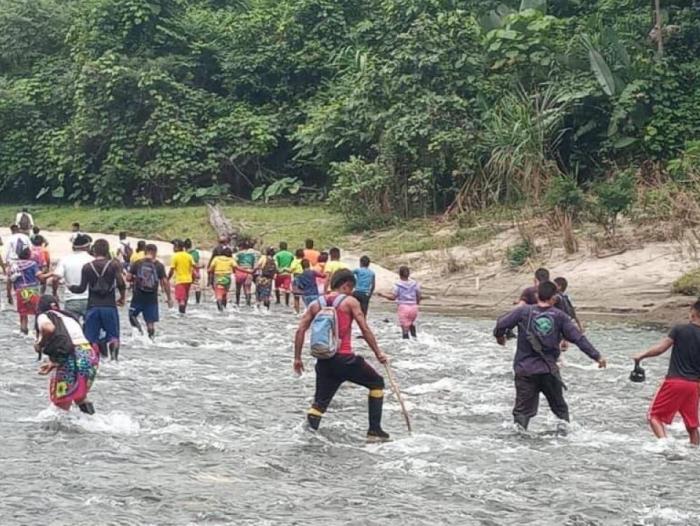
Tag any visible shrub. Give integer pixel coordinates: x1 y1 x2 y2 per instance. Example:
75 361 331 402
672 269 700 296
506 239 537 268
590 170 636 235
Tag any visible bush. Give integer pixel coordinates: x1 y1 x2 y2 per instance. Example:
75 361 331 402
590 170 636 235
544 175 585 218
506 239 537 268
672 269 700 296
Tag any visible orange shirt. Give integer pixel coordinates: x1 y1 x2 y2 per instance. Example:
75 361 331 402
303 249 320 266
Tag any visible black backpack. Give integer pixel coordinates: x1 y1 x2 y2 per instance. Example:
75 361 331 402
19 212 31 230
90 261 114 296
262 257 277 279
38 312 75 364
136 260 159 293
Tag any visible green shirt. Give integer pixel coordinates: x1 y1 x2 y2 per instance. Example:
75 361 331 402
188 249 200 264
274 250 294 271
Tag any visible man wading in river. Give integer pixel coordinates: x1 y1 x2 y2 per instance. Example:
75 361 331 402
293 269 391 441
494 281 607 432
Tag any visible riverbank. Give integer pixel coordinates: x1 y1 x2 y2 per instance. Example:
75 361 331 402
1 204 696 326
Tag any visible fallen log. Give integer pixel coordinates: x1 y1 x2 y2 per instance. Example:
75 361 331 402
207 203 239 243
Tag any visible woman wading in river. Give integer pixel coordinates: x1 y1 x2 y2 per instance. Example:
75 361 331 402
35 295 99 414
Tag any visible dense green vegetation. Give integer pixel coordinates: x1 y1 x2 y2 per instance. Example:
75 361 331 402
1 0 698 228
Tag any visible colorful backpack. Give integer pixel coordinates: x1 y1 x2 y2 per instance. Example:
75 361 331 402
309 294 347 359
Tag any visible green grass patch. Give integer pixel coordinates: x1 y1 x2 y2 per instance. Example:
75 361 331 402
672 268 700 296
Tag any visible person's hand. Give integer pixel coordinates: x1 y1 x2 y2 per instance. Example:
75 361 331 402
293 358 304 375
496 335 507 346
117 297 125 307
632 353 643 363
38 363 53 375
375 351 389 364
597 357 607 369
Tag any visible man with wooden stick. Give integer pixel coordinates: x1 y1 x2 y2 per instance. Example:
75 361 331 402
293 269 391 441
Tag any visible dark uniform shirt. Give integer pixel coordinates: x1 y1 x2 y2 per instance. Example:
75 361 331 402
667 324 700 380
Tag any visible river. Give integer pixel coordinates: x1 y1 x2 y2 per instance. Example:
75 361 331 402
1 301 698 525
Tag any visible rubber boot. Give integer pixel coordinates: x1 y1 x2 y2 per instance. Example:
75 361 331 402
409 324 417 338
216 300 224 312
367 392 390 441
147 327 155 340
275 290 281 304
97 341 109 358
285 293 290 307
245 294 252 307
78 402 95 415
402 330 410 339
307 408 323 431
178 305 186 315
195 291 202 304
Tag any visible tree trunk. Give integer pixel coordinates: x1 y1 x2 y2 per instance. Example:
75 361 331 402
207 203 239 243
655 0 664 57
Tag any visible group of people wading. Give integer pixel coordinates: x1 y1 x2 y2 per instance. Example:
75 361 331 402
2 214 699 445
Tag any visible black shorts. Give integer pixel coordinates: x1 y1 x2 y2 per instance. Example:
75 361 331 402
313 354 384 412
513 373 569 429
353 291 371 316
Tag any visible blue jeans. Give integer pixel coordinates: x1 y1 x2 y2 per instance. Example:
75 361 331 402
84 306 120 344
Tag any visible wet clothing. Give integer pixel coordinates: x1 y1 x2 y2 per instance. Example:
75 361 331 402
513 374 569 429
295 270 322 299
235 249 260 271
393 279 420 304
649 378 700 430
494 304 600 429
174 283 191 303
494 305 600 377
274 250 294 272
666 324 700 380
10 259 41 315
353 292 371 317
312 354 385 412
353 267 375 295
397 304 419 330
83 307 120 344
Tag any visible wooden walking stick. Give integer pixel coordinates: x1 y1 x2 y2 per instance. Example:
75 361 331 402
383 363 412 436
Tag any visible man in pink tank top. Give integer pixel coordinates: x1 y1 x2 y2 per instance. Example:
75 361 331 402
294 270 390 441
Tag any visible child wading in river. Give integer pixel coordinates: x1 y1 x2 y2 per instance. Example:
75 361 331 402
379 266 421 339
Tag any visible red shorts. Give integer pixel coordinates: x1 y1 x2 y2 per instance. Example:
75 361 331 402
16 288 39 316
174 283 191 303
235 269 252 286
275 274 292 292
649 377 700 430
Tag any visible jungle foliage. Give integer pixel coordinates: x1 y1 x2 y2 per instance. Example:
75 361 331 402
0 0 699 226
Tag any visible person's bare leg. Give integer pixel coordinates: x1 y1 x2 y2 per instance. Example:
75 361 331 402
689 427 699 446
20 314 29 334
649 417 667 439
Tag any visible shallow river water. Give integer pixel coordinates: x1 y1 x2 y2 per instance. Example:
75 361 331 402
1 300 699 526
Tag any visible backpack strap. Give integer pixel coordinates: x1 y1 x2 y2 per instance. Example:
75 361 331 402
332 294 347 308
317 296 328 308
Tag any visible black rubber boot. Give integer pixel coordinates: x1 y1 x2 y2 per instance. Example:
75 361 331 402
307 413 322 431
78 402 95 415
275 290 281 304
195 291 202 304
409 324 417 338
367 394 389 441
178 305 186 315
216 300 224 312
147 328 155 340
402 331 410 339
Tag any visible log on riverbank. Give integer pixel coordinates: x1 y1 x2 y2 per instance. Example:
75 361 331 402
206 203 239 243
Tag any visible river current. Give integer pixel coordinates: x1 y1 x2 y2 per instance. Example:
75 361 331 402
1 300 698 525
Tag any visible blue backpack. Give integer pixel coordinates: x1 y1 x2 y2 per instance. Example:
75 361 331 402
310 294 348 359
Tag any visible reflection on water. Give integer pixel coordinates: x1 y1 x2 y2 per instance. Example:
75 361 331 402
0 302 697 525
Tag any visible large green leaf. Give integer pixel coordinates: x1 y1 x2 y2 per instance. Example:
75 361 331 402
588 48 616 96
520 0 546 12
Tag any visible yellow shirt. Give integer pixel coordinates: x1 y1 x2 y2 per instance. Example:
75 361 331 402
208 255 236 276
324 260 347 276
130 251 145 264
171 251 195 284
290 257 303 277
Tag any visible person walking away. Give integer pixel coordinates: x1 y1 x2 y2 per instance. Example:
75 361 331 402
130 240 146 265
274 241 294 306
353 256 375 317
290 248 304 314
234 240 260 308
632 300 700 445
184 238 203 304
255 247 277 312
208 247 236 311
69 223 90 244
30 235 51 294
518 268 550 305
379 266 421 339
323 247 348 293
314 252 329 295
4 225 31 305
493 281 607 432
303 239 320 267
30 226 47 246
116 232 133 272
211 235 232 258
293 260 322 309
9 247 43 334
293 270 390 441
554 277 584 332
168 240 195 314
127 244 172 339
16 208 34 236
69 239 126 361
35 295 99 414
48 234 93 320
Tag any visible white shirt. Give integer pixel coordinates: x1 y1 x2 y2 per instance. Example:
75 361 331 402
15 212 34 229
54 251 94 301
37 311 88 345
3 233 31 263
